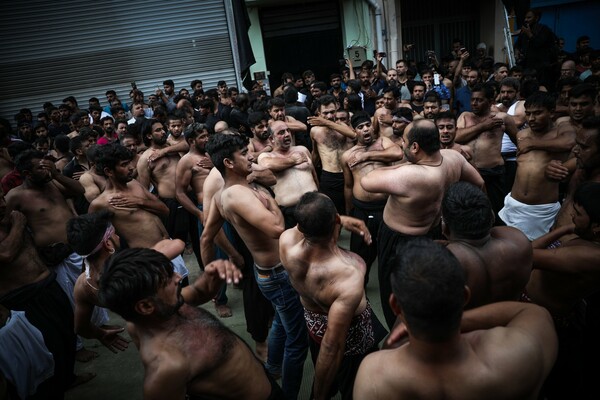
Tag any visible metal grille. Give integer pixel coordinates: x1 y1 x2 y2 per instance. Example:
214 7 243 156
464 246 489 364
0 0 237 123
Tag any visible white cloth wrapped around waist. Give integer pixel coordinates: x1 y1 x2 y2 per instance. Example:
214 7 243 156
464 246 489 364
499 193 561 241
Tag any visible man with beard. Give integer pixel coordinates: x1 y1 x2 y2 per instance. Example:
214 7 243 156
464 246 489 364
98 247 283 400
175 123 212 267
342 112 402 283
556 83 597 132
200 134 309 399
408 81 426 115
258 120 318 229
548 116 600 232
390 108 413 147
248 112 273 160
97 116 117 145
138 119 189 246
435 111 472 161
361 119 484 328
373 87 399 138
309 95 356 214
328 73 346 104
89 143 189 281
268 98 307 138
4 150 99 362
454 69 480 116
456 83 518 220
0 189 80 397
156 79 177 112
499 92 574 240
524 182 600 399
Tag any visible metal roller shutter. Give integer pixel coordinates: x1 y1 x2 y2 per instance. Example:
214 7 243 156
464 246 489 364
0 0 238 123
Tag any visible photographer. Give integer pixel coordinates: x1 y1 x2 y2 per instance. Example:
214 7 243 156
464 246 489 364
514 8 559 88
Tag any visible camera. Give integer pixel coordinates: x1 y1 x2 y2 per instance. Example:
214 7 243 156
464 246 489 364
378 52 387 58
131 81 137 90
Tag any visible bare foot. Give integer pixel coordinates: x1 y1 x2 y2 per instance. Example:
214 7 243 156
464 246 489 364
68 372 96 389
215 303 232 318
255 341 267 363
75 347 99 363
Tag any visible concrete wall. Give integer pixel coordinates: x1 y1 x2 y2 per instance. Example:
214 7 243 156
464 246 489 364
246 5 268 83
340 0 375 61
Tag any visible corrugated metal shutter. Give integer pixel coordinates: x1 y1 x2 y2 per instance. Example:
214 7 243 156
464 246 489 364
0 0 237 123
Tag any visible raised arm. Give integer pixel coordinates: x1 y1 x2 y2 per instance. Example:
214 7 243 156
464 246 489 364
285 115 307 133
308 117 357 140
79 173 102 203
43 159 84 196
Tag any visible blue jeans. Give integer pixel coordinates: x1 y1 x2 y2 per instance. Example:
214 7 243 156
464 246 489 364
254 266 308 400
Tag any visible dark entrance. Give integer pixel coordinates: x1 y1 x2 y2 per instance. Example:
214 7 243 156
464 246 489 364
259 0 344 91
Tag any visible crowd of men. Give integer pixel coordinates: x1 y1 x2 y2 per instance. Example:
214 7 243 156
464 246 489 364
1 7 599 399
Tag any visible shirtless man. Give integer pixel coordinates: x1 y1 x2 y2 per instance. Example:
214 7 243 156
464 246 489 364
201 155 276 357
434 111 472 161
390 108 413 147
353 239 557 400
0 189 78 397
309 95 356 214
268 97 308 147
4 150 98 362
248 112 273 160
98 247 283 400
121 131 141 178
555 83 597 132
165 114 189 157
442 182 532 308
79 145 107 204
89 143 189 280
200 134 308 399
137 119 188 243
372 87 398 138
549 116 600 236
525 182 600 399
456 83 518 218
279 192 381 399
361 119 484 328
342 112 403 283
174 123 212 264
499 92 575 240
258 120 318 229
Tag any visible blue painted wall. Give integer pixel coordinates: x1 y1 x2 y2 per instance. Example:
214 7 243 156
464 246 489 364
531 0 599 53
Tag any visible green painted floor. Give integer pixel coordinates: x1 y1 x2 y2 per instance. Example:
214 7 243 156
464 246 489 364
66 230 387 400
